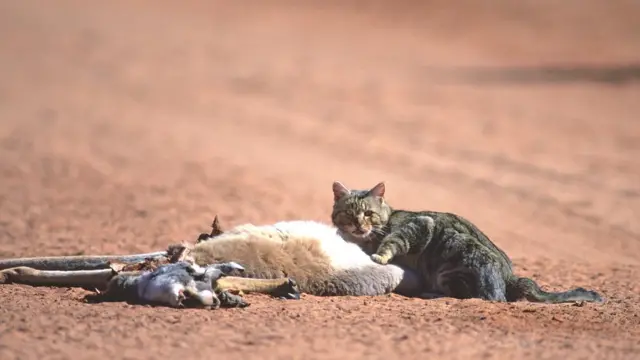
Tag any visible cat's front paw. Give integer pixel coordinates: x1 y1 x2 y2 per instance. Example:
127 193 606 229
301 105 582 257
371 253 389 265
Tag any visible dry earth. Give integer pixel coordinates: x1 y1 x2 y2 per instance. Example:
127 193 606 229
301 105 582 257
1 1 639 359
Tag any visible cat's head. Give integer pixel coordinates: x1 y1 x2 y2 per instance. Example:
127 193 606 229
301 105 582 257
331 181 392 242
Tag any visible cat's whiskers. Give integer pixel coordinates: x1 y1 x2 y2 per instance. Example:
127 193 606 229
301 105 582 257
370 226 388 239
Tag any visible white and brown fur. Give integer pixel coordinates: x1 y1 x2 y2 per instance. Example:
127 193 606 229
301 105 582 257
0 219 423 305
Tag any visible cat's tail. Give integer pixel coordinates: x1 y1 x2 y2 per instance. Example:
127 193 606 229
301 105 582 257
506 276 605 304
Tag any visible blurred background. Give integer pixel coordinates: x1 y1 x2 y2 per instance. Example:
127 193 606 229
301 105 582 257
1 0 639 265
1 1 640 359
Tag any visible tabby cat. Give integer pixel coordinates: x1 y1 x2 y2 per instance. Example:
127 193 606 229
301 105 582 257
331 181 604 303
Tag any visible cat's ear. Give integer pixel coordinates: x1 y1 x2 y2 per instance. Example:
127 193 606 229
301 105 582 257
368 182 385 198
332 181 351 201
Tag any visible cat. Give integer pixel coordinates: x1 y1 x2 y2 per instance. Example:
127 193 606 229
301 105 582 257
331 180 604 303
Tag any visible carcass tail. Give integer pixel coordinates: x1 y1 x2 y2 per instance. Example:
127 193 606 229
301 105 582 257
0 251 168 271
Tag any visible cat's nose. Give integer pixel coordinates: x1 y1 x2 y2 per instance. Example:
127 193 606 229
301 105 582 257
353 228 365 235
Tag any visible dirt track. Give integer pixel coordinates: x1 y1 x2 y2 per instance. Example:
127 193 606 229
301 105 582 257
1 1 639 359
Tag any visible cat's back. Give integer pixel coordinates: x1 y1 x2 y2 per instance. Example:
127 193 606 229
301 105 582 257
394 210 495 241
428 211 513 266
390 210 512 265
386 209 430 228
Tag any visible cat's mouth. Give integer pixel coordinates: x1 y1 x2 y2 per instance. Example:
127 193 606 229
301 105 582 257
350 228 372 238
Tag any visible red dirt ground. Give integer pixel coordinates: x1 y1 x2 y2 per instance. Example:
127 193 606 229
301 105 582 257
1 1 639 359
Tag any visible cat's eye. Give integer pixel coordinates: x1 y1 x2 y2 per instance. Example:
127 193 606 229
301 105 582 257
364 210 373 217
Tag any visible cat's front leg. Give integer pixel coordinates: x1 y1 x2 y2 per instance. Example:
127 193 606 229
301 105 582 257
370 253 391 265
370 216 434 265
370 235 407 265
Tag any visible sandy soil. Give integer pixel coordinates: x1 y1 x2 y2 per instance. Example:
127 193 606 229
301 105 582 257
1 0 639 359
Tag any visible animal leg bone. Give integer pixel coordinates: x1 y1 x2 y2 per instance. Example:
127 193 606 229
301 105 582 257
0 266 115 290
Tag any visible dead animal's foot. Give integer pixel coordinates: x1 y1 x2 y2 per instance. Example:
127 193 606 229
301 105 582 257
273 278 301 300
211 294 222 309
213 262 245 276
218 291 250 308
177 290 187 308
168 290 187 308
